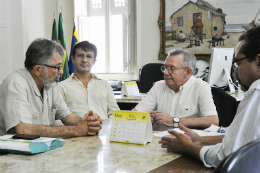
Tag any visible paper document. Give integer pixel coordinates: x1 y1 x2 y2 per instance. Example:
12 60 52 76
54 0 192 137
153 126 224 137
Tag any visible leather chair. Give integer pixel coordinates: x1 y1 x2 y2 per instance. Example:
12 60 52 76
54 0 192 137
211 87 238 127
139 63 164 93
213 138 260 173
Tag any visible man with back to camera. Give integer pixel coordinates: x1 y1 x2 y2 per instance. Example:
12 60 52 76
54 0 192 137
159 26 260 167
0 38 102 138
56 41 119 126
212 26 222 45
134 48 218 129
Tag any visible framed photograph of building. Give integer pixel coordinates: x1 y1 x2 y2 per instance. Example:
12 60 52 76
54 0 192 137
158 0 260 60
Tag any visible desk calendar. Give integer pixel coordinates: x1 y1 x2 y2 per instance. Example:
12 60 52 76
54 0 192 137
110 110 153 145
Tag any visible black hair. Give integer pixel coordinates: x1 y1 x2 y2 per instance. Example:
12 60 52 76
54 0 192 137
239 26 260 62
72 41 97 59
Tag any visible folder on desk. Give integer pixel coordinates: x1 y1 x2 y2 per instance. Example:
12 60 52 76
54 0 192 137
0 135 64 154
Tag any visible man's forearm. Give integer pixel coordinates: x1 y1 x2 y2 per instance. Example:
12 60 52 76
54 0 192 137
61 113 82 126
199 135 224 146
180 115 219 129
15 123 82 138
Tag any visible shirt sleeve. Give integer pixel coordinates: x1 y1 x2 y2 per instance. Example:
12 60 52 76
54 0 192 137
200 88 260 167
53 86 71 120
0 81 34 133
134 83 158 112
106 82 120 118
198 84 217 117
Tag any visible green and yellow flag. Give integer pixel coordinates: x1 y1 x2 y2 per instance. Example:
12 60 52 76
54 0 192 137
51 18 57 42
58 12 69 81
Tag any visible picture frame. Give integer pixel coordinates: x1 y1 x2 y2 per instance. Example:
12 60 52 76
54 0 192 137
158 0 260 61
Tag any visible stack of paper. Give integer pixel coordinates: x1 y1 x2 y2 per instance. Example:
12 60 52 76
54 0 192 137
153 125 225 137
0 135 64 154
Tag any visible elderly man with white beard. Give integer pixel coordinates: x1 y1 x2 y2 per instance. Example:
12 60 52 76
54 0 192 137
0 38 102 138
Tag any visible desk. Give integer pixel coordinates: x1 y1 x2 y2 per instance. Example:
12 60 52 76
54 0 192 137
0 120 213 173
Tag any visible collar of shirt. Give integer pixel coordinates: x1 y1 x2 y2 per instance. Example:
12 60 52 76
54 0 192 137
22 68 42 97
173 75 194 93
68 73 100 82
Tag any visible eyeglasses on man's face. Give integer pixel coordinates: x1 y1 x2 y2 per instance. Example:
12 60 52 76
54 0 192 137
41 64 62 72
160 66 188 74
232 56 251 67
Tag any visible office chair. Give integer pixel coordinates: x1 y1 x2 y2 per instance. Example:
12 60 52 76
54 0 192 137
139 63 164 93
211 87 238 127
213 138 260 173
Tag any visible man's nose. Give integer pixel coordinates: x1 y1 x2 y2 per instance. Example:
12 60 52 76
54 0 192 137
58 68 63 75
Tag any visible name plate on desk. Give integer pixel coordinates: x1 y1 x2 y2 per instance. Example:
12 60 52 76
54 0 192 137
110 110 153 145
121 81 139 96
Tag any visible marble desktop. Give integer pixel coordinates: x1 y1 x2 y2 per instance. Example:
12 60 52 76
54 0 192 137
0 120 181 173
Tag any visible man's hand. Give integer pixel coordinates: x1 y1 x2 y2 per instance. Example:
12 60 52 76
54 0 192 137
150 114 155 125
76 111 102 136
150 110 173 126
178 123 201 145
158 128 194 153
158 127 202 160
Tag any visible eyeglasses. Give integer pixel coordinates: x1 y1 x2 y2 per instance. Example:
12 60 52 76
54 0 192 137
41 64 62 72
160 66 188 74
232 56 251 67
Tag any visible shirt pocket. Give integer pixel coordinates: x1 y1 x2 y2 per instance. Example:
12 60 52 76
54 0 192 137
48 104 57 125
32 111 39 123
177 106 198 118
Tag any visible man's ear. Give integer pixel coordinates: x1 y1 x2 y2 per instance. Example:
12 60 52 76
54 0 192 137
32 65 43 77
94 58 97 65
186 67 193 76
72 56 75 63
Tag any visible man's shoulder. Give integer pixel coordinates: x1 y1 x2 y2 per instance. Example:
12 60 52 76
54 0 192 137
2 69 28 86
189 77 210 89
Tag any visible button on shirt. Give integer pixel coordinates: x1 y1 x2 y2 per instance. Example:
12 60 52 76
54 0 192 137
200 79 260 167
135 76 217 118
58 73 119 120
0 68 71 136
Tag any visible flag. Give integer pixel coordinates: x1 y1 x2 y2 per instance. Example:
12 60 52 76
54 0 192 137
68 22 79 74
51 18 58 42
58 12 69 81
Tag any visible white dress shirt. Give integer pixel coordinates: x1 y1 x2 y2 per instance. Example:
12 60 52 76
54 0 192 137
58 73 119 120
0 68 71 135
200 79 260 167
135 76 217 118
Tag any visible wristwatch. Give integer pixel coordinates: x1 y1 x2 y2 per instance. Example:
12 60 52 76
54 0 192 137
173 117 180 128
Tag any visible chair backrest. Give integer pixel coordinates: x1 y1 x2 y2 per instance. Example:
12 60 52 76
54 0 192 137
139 63 164 93
213 138 260 173
211 87 238 127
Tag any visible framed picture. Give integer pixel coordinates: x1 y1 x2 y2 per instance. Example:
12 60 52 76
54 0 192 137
158 0 260 60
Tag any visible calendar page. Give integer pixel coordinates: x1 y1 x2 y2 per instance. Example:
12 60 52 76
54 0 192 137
110 110 153 145
121 81 139 96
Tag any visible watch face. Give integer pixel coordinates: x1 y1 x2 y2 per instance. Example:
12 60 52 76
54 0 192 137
174 117 180 123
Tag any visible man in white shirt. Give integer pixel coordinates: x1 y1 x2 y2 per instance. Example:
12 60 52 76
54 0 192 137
57 41 119 125
134 48 218 129
159 27 260 167
0 38 102 138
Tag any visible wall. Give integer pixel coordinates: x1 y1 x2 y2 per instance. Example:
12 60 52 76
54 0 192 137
13 0 162 81
23 0 74 55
